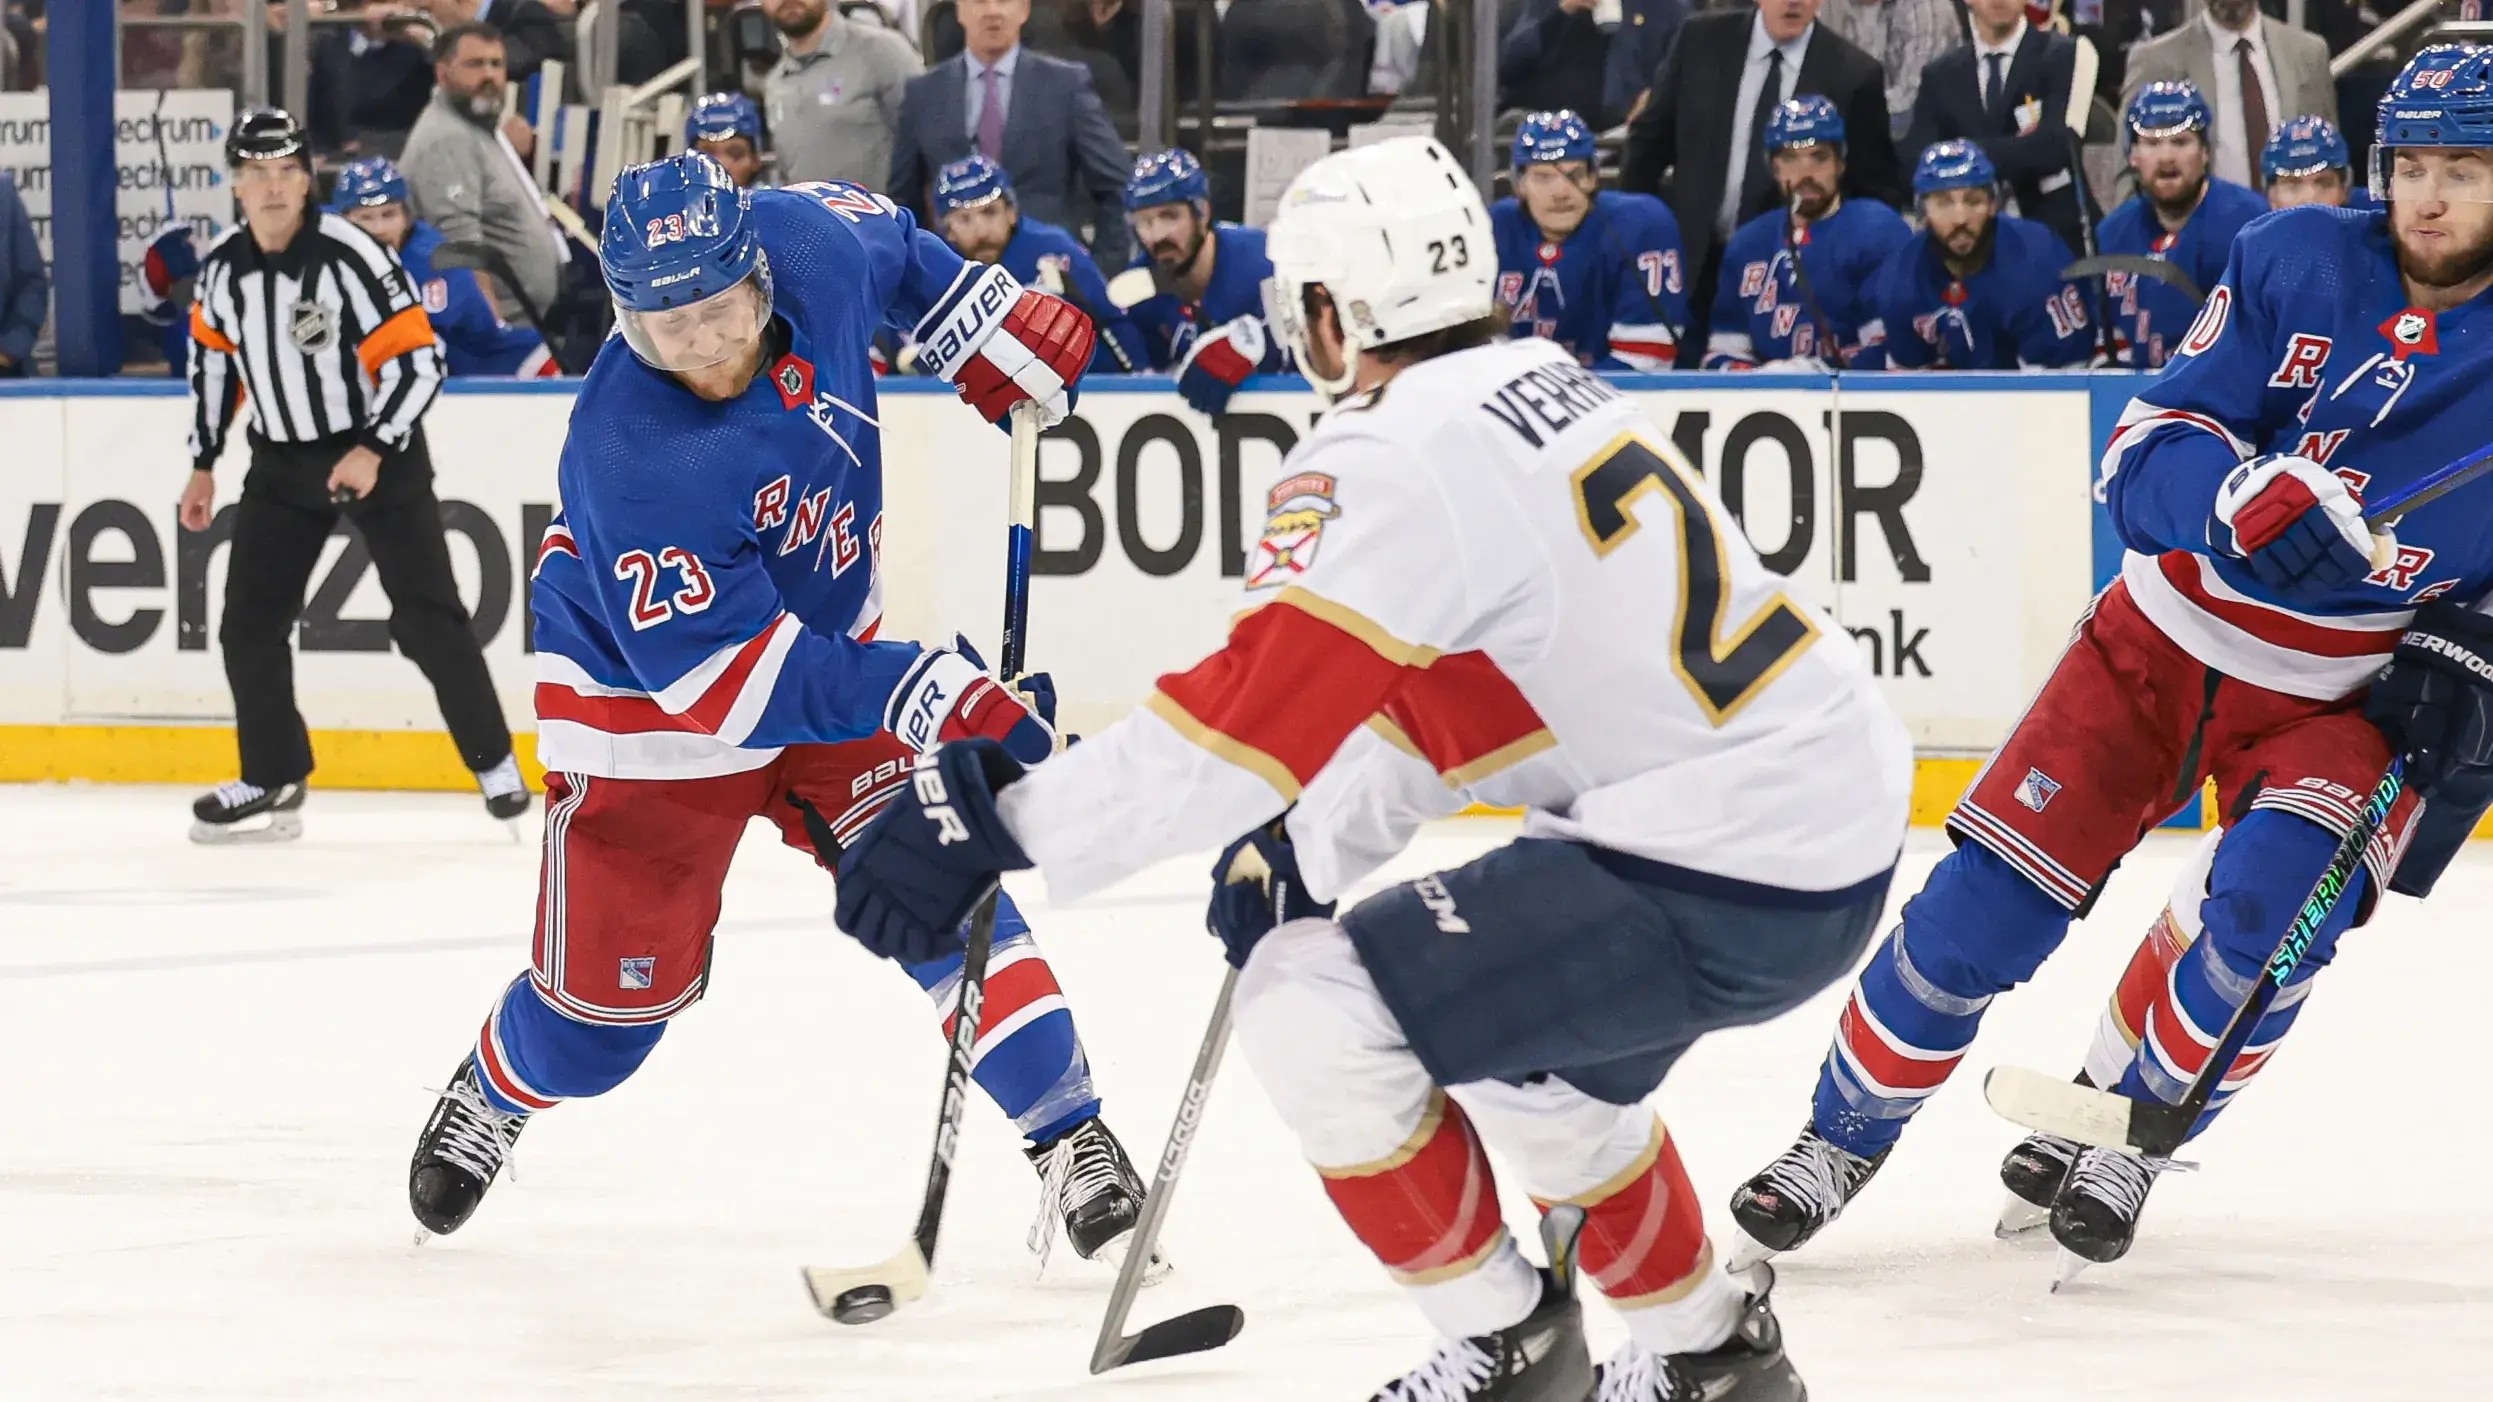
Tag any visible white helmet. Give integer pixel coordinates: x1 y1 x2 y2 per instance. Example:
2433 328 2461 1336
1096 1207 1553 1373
1261 136 1496 400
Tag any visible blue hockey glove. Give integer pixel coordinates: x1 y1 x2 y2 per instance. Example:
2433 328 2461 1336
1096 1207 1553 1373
1174 314 1267 417
1205 817 1335 969
1932 305 1978 367
886 634 1059 764
835 741 1032 964
2365 602 2493 798
2210 454 2380 596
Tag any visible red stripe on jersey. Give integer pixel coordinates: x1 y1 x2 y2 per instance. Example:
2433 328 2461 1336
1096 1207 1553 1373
682 617 789 735
942 954 1064 1043
1156 598 1413 788
534 683 703 735
535 527 577 578
1382 650 1550 781
2157 553 2403 660
1837 994 1963 1093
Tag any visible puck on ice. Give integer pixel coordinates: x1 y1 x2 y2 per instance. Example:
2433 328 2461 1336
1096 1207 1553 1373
831 1284 895 1325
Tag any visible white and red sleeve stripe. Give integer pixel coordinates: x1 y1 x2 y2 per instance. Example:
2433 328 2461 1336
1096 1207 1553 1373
1606 322 1677 372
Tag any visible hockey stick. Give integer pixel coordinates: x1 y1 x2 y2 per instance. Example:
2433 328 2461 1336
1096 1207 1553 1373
1780 195 1851 372
2058 38 2123 366
1982 449 2493 1157
802 400 1046 1324
2058 254 2204 305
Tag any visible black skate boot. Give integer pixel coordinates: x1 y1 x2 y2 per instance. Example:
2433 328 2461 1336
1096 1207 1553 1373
1996 1132 2082 1237
408 1056 529 1239
1727 1128 1887 1269
2048 1146 2163 1286
1594 1267 1806 1402
475 755 532 825
1027 1117 1167 1278
1368 1211 1594 1402
189 780 306 845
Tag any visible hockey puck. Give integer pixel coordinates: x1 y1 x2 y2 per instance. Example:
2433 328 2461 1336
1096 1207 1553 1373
829 1284 895 1326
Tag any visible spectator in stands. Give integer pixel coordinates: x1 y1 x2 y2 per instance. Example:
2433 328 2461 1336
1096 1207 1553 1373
1501 0 1688 128
889 0 1133 268
310 9 436 156
1370 0 1430 97
1621 0 1900 364
686 92 771 189
1216 0 1370 101
1817 0 1960 140
417 0 574 85
762 0 924 192
1904 0 2087 259
400 23 569 331
0 169 43 377
2120 0 2333 191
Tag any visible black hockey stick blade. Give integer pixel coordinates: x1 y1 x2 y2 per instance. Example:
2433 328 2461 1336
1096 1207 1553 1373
1981 1067 2194 1156
1092 1303 1248 1371
2060 253 2205 304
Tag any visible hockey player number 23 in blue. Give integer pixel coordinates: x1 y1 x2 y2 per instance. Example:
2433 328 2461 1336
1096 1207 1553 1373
1570 434 1820 724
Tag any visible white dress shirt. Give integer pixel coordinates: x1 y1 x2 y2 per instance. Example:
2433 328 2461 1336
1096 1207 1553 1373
2204 12 2282 189
965 45 1021 138
1719 15 1815 239
1972 19 2029 213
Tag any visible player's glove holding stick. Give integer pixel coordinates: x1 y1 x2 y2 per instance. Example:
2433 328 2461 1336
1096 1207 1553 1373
2364 602 2493 797
1174 314 1267 417
885 634 1060 764
2210 452 2392 596
836 739 1030 965
1205 818 1335 969
943 280 1096 429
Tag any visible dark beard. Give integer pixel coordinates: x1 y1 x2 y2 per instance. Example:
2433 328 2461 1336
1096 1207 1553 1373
1940 216 1998 275
772 1 828 37
2399 225 2493 292
449 87 502 127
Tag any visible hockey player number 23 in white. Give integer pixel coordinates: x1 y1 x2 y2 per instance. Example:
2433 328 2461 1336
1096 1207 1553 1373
1570 434 1819 724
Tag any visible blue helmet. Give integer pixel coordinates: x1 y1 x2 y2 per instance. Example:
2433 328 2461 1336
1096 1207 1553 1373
1764 96 1846 154
602 153 773 372
1512 110 1597 169
684 91 762 149
2263 115 2349 182
1124 148 1208 212
935 153 1014 215
1913 139 1997 197
2126 80 2213 143
333 156 409 208
2373 44 2493 201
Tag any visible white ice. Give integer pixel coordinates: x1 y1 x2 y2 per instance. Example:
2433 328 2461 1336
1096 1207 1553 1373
6 785 2486 1401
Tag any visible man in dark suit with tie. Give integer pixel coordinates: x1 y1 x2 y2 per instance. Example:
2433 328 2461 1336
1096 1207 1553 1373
1904 0 2089 261
1622 0 1902 366
889 0 1136 269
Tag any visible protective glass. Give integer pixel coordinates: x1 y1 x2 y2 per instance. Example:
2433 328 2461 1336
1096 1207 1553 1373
615 259 774 374
2372 148 2493 204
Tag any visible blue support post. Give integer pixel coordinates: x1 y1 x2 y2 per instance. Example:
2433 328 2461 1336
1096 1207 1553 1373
49 2 125 377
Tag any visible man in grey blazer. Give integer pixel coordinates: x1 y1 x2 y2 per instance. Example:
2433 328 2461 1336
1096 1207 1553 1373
2121 0 2334 192
888 0 1134 269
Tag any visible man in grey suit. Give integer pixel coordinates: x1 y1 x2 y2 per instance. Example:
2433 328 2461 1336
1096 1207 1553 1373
888 0 1134 269
2121 0 2334 192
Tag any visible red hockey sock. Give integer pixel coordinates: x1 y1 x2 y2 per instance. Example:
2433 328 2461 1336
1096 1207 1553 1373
2108 906 2194 1054
1537 1117 1709 1306
1319 1090 1510 1284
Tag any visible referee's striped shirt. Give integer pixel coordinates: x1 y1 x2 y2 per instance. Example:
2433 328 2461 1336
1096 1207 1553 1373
187 211 447 473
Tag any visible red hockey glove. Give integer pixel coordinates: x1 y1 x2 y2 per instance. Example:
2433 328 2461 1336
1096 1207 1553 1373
1174 314 1267 416
885 635 1060 765
912 263 1094 427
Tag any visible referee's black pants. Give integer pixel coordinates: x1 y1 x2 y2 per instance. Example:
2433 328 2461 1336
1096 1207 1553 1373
221 428 513 788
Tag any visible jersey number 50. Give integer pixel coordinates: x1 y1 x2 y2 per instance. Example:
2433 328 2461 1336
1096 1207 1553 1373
1569 435 1818 725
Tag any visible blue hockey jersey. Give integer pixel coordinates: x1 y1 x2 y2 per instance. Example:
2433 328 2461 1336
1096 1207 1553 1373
998 214 1147 373
2099 203 2493 703
2095 177 2267 369
1489 190 1687 371
532 182 1001 779
1125 222 1283 374
403 221 556 377
1877 214 2093 370
1706 198 1911 369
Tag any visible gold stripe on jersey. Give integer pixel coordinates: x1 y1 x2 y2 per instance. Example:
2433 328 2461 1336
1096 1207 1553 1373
1142 690 1306 801
1440 727 1557 789
1263 586 1444 670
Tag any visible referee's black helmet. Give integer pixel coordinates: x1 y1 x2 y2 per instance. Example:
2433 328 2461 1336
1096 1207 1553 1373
226 107 309 167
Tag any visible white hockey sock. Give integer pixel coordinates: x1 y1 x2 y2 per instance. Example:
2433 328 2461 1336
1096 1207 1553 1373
1406 1236 1543 1341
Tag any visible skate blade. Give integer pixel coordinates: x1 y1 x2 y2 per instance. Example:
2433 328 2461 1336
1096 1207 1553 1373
2049 1249 2093 1292
1724 1232 1782 1275
190 811 304 845
1091 1230 1174 1287
1995 1194 2052 1239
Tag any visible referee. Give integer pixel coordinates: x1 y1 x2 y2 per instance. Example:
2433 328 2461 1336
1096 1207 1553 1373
178 108 529 843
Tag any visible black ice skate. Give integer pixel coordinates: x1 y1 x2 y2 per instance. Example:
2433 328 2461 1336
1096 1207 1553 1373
1593 1267 1806 1402
189 780 306 845
2048 1146 2163 1288
408 1056 529 1240
1027 1117 1168 1280
1367 1265 1591 1401
475 754 532 827
1996 1131 2082 1237
1726 1128 1887 1269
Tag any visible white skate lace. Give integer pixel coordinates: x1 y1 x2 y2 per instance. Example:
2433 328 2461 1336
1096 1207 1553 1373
1596 1344 1680 1402
2068 1148 2158 1217
2023 1134 2081 1169
433 1077 524 1183
1023 1127 1130 1277
1374 1338 1497 1401
209 780 266 809
1756 1132 1859 1217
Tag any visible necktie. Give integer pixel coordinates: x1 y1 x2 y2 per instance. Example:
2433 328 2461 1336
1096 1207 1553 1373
1740 50 1786 225
978 63 1006 163
2236 38 2269 188
1983 52 2006 118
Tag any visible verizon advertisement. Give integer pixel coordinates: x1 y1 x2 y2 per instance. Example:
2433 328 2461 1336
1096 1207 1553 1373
0 379 2095 768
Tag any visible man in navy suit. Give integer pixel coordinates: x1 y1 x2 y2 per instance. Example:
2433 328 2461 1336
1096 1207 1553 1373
1903 0 2089 261
889 0 1135 270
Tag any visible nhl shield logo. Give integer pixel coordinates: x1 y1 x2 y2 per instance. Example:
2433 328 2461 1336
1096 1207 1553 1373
2013 768 2062 813
287 299 338 353
618 956 656 990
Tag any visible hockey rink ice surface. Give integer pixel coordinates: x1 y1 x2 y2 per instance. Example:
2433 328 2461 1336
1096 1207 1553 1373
7 784 2487 1401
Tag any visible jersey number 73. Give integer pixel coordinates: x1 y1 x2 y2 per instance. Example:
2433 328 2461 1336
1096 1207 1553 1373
1569 433 1819 725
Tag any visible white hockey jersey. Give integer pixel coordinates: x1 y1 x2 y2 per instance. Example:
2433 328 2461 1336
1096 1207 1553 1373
996 336 1914 904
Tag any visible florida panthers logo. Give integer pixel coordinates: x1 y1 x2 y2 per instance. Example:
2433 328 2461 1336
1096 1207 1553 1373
1247 473 1340 590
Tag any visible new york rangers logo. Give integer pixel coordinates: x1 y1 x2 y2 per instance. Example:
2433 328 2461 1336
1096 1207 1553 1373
618 957 656 990
2014 768 2062 813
